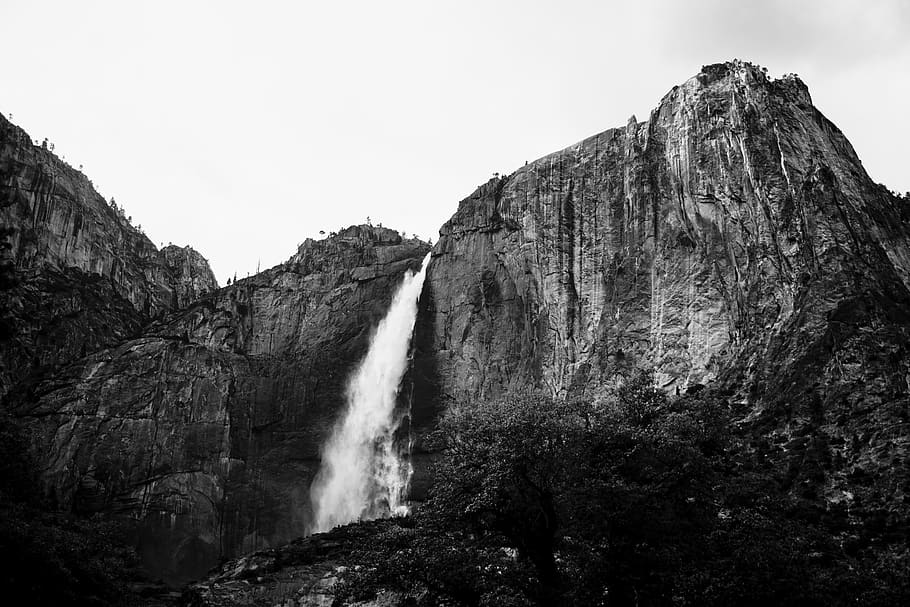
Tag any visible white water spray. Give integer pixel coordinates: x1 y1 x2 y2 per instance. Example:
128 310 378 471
309 252 431 533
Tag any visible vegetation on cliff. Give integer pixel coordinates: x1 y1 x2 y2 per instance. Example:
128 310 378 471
327 376 909 606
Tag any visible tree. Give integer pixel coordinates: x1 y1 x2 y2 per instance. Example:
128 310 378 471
430 372 729 604
433 391 564 589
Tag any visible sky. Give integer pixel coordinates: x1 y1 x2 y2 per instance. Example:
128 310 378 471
1 1 908 285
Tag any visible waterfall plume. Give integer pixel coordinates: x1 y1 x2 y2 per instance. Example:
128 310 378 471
309 252 431 533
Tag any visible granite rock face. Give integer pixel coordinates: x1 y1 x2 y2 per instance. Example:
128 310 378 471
418 62 909 400
415 61 910 547
0 266 148 398
159 245 219 310
0 114 216 314
0 114 217 395
10 225 429 583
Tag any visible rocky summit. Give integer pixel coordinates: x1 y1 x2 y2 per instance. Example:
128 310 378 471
0 114 218 397
1 61 909 606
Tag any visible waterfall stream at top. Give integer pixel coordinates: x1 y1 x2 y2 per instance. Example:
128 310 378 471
308 252 432 533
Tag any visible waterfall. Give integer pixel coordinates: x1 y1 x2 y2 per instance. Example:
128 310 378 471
308 252 431 533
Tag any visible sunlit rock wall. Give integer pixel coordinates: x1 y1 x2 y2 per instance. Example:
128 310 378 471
419 61 910 401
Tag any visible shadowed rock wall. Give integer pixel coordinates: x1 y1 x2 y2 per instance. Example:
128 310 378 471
11 225 429 583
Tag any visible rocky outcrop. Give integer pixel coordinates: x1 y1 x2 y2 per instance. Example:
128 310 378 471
10 225 429 584
159 245 218 310
0 114 216 395
0 266 148 397
415 61 910 544
0 114 216 315
181 520 417 607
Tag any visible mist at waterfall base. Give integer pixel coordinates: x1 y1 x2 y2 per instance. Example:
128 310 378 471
308 253 432 534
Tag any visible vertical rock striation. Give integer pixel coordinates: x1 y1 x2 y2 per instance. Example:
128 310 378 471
0 114 216 314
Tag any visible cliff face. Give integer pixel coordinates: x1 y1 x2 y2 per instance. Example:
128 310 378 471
0 114 217 313
416 61 910 538
0 111 430 582
0 114 217 395
10 225 429 584
419 63 909 400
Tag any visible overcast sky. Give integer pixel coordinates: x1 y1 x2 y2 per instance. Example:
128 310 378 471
2 1 908 285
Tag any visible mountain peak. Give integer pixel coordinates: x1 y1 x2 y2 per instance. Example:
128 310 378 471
691 59 812 104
